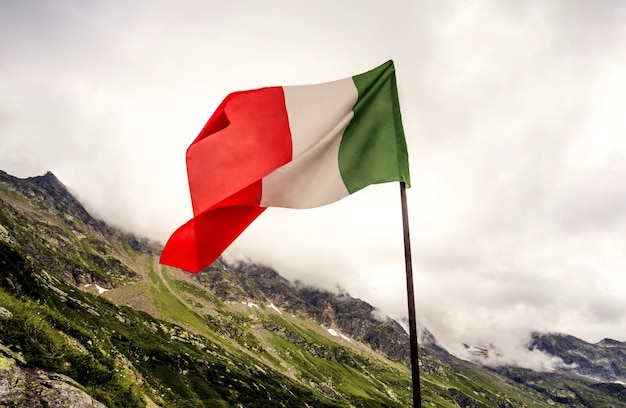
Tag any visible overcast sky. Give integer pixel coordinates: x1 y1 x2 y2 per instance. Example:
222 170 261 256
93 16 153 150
2 0 626 369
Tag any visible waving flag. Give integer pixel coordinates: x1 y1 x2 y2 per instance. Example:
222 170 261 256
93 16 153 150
160 60 410 273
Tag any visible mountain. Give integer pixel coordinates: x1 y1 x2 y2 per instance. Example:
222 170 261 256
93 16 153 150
2 169 626 407
195 260 411 364
528 333 626 383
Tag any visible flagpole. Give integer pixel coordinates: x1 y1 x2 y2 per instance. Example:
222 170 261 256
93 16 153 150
400 181 422 407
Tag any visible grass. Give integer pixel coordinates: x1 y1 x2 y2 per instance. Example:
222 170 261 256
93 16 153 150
146 263 219 339
167 277 224 307
7 182 625 407
121 239 138 260
141 262 417 406
258 313 412 406
0 237 578 408
0 286 144 407
0 184 27 203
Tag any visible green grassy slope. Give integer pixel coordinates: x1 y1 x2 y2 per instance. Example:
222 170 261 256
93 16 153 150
3 171 626 407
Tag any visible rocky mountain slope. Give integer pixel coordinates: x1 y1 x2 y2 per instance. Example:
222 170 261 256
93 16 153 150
196 259 411 364
1 169 626 407
529 333 626 383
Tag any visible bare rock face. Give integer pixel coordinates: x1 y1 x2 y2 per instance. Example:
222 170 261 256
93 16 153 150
0 348 106 408
529 333 626 383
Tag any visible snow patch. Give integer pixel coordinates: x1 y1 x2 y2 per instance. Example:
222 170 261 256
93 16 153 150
85 284 108 295
242 301 259 309
269 303 282 314
327 328 351 342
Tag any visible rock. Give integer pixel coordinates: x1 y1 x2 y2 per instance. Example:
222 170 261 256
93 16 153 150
0 306 12 319
529 332 626 383
0 351 106 408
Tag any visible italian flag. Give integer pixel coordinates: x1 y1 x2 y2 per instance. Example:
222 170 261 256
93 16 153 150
161 60 410 273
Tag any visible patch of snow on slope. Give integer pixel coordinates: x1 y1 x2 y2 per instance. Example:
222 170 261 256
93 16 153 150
269 303 282 314
242 301 259 309
327 328 351 342
85 284 108 295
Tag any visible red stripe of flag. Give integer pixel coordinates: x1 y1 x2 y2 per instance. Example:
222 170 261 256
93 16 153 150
161 87 292 272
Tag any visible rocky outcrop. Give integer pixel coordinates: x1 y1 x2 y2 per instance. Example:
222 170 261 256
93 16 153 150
0 345 106 408
196 260 411 363
529 333 626 383
0 171 151 287
297 286 411 363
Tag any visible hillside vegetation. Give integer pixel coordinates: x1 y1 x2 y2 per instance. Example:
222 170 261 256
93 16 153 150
1 170 626 407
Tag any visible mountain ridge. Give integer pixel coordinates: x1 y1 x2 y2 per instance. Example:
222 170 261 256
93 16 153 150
2 169 626 407
195 259 412 364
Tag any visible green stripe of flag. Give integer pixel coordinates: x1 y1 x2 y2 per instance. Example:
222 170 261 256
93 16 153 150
338 60 410 194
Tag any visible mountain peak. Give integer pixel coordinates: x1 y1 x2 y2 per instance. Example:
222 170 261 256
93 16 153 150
598 338 625 347
0 170 113 249
530 332 626 383
41 170 61 183
41 170 58 179
27 170 67 193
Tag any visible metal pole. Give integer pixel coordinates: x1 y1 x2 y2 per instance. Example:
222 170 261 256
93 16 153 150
400 181 422 407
